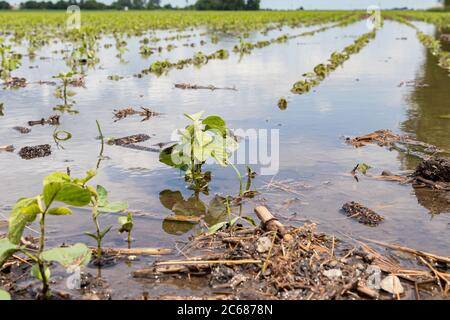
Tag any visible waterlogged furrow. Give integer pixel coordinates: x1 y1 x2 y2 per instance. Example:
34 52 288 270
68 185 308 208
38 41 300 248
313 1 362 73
138 15 365 77
387 15 450 76
280 27 378 102
233 14 364 55
387 11 450 30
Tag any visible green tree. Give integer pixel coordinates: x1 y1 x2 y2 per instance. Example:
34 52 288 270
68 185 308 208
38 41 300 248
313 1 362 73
245 0 260 10
0 1 11 9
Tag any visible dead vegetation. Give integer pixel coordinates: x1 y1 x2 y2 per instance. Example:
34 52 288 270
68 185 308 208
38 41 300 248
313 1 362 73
113 107 161 122
341 202 384 226
174 83 237 91
27 115 60 127
109 134 151 146
130 206 449 300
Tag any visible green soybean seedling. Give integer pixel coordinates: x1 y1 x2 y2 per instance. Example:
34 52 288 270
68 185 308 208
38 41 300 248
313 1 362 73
53 72 77 105
159 112 241 194
85 184 128 262
118 212 134 248
0 171 96 299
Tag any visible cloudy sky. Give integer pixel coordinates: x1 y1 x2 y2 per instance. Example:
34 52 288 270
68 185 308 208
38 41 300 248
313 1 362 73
7 0 441 9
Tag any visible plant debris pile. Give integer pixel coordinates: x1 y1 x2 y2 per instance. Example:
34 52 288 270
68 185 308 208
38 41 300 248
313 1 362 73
131 207 448 300
346 130 401 147
113 107 161 122
109 134 151 146
414 158 450 183
18 144 51 159
342 202 384 226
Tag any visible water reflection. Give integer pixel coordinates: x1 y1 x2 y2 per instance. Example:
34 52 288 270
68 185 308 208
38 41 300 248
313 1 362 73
159 189 229 235
399 27 450 214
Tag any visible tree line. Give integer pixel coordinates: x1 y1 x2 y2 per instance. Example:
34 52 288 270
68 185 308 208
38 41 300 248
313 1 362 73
0 0 261 10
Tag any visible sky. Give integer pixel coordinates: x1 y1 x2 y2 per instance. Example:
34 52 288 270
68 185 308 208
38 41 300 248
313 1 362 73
6 0 442 10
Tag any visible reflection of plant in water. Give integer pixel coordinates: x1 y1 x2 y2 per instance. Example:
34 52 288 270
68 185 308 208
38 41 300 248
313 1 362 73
160 112 241 193
159 190 255 236
53 72 79 114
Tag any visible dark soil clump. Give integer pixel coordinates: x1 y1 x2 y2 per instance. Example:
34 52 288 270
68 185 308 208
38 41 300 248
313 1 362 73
414 157 450 183
19 144 51 159
342 202 384 226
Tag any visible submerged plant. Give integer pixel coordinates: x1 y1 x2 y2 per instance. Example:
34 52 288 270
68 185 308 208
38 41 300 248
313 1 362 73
53 72 81 114
159 112 241 194
118 212 134 247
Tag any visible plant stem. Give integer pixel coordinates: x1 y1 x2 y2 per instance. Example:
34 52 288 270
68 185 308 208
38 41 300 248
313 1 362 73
95 120 105 170
229 163 243 196
37 212 49 299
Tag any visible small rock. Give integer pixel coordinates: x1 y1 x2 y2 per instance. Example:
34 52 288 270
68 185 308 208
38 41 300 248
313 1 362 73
355 263 365 271
323 269 342 280
329 260 338 267
380 275 404 295
256 236 272 253
13 126 31 134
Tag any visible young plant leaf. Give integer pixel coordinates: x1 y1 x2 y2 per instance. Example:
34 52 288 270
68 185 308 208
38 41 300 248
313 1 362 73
31 264 51 281
96 185 108 207
54 183 92 206
98 201 128 213
8 197 41 244
41 243 92 269
0 289 11 300
47 207 72 216
0 238 18 267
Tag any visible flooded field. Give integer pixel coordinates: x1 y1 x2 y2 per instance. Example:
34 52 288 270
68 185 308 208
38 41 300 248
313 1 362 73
0 11 449 300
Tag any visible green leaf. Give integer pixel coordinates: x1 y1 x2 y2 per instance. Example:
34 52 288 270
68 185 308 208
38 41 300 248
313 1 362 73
207 221 228 234
184 111 204 122
96 185 108 207
241 216 257 226
0 289 11 300
41 243 92 269
84 232 98 241
54 183 92 206
357 163 372 175
43 172 71 186
202 116 226 128
47 207 72 216
98 201 128 213
43 182 63 208
118 212 133 233
8 197 41 244
100 226 112 239
159 145 188 170
73 169 97 185
31 264 51 281
0 238 18 267
202 116 227 135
